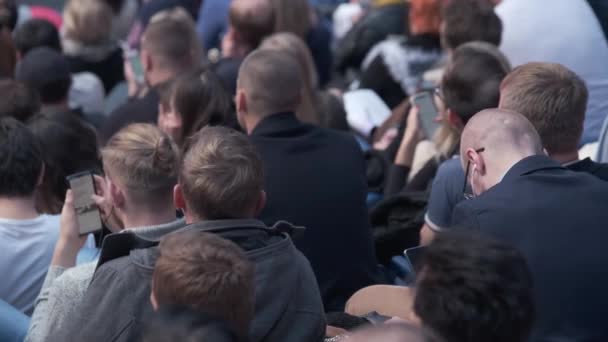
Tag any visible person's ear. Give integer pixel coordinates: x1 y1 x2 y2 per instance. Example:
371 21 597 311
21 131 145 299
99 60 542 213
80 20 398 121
109 180 126 209
447 109 464 129
466 148 486 176
254 190 267 216
141 49 153 74
236 89 248 115
173 184 186 212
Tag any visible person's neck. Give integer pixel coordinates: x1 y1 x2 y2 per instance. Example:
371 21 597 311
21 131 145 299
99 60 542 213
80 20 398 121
550 151 579 165
147 69 176 87
0 196 40 220
121 206 177 229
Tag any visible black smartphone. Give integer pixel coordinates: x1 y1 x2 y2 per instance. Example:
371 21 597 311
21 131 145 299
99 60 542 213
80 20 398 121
411 91 440 138
404 245 427 279
66 171 103 236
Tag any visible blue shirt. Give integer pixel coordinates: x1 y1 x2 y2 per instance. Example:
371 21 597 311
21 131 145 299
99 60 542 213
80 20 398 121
196 0 231 52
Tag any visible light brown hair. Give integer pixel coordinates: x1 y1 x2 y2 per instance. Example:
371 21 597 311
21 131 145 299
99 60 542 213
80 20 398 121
270 0 312 39
102 123 180 207
153 230 255 340
499 62 588 155
229 0 274 51
260 33 320 125
62 0 113 45
179 126 264 220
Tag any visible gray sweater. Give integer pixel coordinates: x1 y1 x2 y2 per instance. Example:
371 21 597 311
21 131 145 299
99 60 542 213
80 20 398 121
24 219 186 342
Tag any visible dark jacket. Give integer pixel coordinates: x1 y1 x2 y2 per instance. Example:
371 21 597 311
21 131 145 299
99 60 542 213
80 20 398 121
452 156 608 342
65 48 124 93
334 1 407 73
250 112 381 311
101 86 160 143
49 219 326 342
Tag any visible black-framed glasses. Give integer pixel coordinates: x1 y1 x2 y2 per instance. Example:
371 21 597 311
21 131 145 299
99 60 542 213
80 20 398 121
462 148 486 200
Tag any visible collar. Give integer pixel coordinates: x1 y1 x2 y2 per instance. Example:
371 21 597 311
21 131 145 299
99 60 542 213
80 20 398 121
250 112 303 137
123 218 186 241
502 155 565 183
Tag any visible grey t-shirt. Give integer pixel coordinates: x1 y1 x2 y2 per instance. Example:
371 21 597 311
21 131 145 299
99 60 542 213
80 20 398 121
425 157 465 231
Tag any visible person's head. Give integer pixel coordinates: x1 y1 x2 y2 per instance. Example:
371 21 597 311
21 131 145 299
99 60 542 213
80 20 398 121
0 117 43 199
152 231 255 340
460 109 543 196
414 231 534 342
226 0 274 57
13 19 61 59
236 49 302 133
499 63 588 161
62 0 113 47
101 124 180 230
0 79 41 121
0 32 16 78
142 306 239 342
175 126 265 223
27 111 100 214
15 47 71 106
409 0 442 35
260 32 319 125
270 0 311 39
437 41 510 130
140 17 202 86
158 67 233 147
440 0 502 52
0 0 17 33
347 323 442 342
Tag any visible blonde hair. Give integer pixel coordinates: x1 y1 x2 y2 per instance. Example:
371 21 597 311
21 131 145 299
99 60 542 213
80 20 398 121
260 33 320 125
270 0 312 39
63 0 113 45
102 124 180 204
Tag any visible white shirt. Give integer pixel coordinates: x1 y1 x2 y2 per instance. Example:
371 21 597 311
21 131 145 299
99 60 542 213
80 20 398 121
496 0 608 144
0 215 60 315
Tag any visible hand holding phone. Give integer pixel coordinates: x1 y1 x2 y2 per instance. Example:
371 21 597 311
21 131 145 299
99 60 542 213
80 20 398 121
410 91 440 138
66 171 103 236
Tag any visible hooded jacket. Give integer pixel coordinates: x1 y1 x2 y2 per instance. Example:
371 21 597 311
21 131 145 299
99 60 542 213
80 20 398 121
48 219 326 342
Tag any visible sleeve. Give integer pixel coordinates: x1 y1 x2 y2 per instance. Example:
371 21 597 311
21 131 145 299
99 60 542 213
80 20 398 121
451 202 481 231
425 159 466 232
24 266 67 342
384 164 411 196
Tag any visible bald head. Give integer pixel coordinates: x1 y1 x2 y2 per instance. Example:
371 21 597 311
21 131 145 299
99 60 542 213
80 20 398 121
229 0 274 51
237 49 302 118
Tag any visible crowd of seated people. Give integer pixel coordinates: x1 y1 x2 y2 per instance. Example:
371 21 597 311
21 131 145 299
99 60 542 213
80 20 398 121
1 0 608 341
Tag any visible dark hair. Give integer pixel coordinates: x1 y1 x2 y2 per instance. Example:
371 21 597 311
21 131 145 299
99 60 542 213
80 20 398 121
500 62 588 155
414 232 535 342
0 117 43 197
153 231 255 340
229 0 275 51
0 33 16 78
141 17 201 73
0 0 18 31
441 42 510 124
170 67 234 145
13 19 61 56
142 305 239 342
441 0 502 50
0 80 41 121
27 112 101 214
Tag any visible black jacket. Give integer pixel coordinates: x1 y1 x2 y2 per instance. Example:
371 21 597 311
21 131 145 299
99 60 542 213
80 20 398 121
101 86 160 143
49 219 326 342
452 156 608 342
250 112 381 311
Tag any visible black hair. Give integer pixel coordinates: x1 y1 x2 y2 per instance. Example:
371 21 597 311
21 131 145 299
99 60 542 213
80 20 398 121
441 0 502 50
141 305 240 342
27 111 101 214
38 78 71 105
441 42 509 124
414 232 535 342
13 19 61 56
0 79 41 121
0 0 18 31
0 117 43 197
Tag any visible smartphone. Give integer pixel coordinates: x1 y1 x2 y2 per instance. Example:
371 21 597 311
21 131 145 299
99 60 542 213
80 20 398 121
404 245 427 278
66 171 103 236
121 41 145 84
411 92 440 138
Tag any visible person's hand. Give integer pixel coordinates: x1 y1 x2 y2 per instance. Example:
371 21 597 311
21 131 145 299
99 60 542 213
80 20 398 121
51 190 88 268
221 30 237 58
92 175 123 232
394 106 426 167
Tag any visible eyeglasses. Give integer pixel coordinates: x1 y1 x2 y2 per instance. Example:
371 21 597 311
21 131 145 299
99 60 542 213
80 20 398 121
462 148 486 200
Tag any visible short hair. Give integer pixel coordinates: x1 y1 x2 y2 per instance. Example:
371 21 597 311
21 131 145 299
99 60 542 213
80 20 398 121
238 49 302 115
27 112 101 213
0 34 16 78
102 124 180 207
229 0 275 51
0 0 17 31
13 19 61 56
62 0 113 46
271 0 311 39
169 67 234 145
142 306 239 342
441 41 510 124
15 47 72 104
441 0 502 50
414 232 535 342
141 16 202 73
0 80 41 121
153 231 255 339
0 117 43 197
499 62 588 155
180 126 264 220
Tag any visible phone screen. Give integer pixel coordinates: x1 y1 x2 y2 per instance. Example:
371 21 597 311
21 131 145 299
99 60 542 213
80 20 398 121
404 245 427 282
67 172 103 236
412 92 440 138
128 54 145 83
